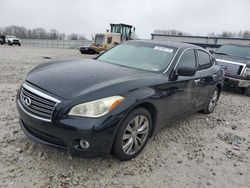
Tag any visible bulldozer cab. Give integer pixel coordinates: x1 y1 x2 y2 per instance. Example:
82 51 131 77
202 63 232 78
110 23 133 42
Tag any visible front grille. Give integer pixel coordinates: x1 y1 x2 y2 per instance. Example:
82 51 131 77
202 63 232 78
217 60 244 77
19 84 59 121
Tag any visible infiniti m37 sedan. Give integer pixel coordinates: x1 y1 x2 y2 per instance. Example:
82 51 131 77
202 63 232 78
17 40 224 160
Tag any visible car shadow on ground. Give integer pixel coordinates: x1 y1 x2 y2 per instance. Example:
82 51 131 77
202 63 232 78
223 86 245 96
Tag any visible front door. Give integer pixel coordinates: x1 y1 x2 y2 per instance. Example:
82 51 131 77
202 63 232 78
164 49 199 118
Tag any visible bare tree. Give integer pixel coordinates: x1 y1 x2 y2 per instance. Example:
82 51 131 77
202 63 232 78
153 29 191 36
0 25 87 40
243 31 250 39
69 33 86 40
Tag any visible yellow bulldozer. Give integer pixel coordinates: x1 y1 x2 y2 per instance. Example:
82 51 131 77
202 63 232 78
80 23 136 54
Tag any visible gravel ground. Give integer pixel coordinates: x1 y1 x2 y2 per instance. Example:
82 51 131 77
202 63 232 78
0 45 249 188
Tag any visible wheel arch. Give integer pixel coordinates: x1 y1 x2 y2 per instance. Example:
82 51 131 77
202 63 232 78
216 83 223 96
129 102 158 137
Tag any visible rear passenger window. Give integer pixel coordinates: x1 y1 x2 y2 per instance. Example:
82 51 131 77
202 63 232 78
197 50 212 70
178 49 196 69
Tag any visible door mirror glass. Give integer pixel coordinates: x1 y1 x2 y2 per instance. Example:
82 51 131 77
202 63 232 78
177 66 196 76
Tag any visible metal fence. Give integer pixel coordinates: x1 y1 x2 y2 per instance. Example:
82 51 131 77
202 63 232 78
21 39 93 49
151 34 250 49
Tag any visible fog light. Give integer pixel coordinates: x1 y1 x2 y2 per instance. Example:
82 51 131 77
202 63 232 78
79 139 90 149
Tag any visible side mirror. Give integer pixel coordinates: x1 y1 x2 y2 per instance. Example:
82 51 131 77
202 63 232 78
177 66 196 76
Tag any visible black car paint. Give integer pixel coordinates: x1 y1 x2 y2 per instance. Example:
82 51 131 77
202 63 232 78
79 46 97 54
17 41 224 157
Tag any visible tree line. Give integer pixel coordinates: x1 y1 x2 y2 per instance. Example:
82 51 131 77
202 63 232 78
154 29 250 39
153 29 191 36
0 25 86 40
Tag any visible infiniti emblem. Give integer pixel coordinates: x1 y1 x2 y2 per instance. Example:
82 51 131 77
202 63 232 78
23 96 32 106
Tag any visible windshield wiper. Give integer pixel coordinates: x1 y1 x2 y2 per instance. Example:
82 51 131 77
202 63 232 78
214 52 229 56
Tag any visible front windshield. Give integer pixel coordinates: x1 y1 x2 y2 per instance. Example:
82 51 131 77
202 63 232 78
97 41 177 72
95 35 104 45
215 45 250 59
7 35 16 38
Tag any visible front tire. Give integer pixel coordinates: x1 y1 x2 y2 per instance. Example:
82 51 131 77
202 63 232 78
113 108 152 161
202 87 219 114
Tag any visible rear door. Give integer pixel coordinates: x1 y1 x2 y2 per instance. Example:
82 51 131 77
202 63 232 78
195 49 215 107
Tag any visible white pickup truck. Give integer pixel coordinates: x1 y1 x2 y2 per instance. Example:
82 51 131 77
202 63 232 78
5 35 21 46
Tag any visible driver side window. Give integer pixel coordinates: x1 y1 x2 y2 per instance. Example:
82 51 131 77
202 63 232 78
178 49 196 69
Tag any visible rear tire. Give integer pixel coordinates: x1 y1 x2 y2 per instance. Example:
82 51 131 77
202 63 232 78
202 87 220 114
113 108 152 161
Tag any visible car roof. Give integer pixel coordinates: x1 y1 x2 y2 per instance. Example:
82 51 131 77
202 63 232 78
128 39 198 49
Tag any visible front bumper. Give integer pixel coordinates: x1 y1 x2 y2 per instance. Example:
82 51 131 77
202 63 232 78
17 99 121 158
224 76 250 88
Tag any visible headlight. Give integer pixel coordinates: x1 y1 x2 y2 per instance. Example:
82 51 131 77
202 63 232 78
243 68 250 77
68 96 124 117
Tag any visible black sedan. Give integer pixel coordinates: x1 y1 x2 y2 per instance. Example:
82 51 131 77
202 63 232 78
16 40 224 160
79 46 97 54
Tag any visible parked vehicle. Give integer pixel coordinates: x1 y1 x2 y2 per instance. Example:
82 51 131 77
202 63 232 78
16 40 224 160
80 23 135 54
0 38 4 45
79 45 97 54
212 44 250 96
0 35 6 45
5 35 21 46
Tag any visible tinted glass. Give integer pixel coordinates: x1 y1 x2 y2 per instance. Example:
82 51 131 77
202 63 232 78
215 45 250 59
97 41 177 72
107 37 112 44
178 50 196 69
197 50 211 70
95 35 104 45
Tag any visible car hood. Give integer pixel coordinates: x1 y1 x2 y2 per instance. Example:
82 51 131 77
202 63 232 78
214 54 250 67
26 59 159 99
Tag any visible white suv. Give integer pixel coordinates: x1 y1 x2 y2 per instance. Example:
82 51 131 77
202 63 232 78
5 35 21 46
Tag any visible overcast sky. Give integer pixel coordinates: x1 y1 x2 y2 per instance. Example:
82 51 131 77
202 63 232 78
0 0 249 39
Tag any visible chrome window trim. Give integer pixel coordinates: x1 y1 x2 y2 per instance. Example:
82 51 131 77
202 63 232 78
163 47 182 73
168 47 214 75
17 100 52 122
22 83 61 103
216 59 246 76
215 59 246 67
172 47 197 71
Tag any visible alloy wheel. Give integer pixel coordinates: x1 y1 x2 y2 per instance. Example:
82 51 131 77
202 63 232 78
122 115 149 155
208 89 218 112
